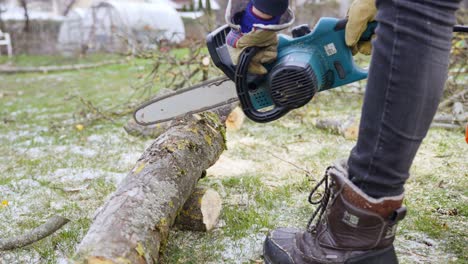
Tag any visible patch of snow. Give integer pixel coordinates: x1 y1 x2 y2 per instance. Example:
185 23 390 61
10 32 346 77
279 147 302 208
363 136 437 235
219 233 265 263
57 145 98 158
396 232 457 264
118 152 141 169
10 179 41 191
0 251 41 264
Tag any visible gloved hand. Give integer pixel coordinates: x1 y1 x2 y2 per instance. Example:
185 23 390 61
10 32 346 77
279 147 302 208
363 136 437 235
227 29 278 75
225 0 294 75
345 0 377 55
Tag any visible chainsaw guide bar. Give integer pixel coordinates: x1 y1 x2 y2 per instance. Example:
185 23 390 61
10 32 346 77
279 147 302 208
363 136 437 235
134 77 238 126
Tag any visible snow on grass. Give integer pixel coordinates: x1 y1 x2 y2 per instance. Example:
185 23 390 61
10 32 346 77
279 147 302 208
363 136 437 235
39 168 126 186
396 232 458 264
219 232 265 263
1 57 466 263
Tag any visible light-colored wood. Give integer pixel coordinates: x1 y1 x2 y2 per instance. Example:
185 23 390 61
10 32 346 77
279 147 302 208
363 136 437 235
225 106 245 132
174 187 222 232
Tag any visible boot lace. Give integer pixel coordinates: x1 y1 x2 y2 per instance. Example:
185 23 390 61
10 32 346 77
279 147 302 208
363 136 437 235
306 166 334 233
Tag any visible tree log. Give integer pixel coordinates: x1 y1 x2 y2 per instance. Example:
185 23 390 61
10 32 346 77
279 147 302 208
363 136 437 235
74 107 233 263
174 187 222 232
314 116 359 140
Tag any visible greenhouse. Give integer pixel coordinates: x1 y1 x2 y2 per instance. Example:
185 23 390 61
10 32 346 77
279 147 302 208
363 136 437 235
58 0 186 55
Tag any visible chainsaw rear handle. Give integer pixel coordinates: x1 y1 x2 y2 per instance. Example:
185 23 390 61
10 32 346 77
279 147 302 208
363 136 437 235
333 18 377 42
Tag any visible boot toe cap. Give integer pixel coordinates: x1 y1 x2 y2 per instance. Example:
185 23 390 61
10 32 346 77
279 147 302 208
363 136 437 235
263 227 301 264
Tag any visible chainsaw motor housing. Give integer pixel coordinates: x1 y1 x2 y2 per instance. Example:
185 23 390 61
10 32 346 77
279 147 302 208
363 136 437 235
207 17 375 123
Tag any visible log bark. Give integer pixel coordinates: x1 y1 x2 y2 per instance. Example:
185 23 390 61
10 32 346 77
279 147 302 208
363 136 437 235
174 187 222 232
124 119 172 139
74 108 233 263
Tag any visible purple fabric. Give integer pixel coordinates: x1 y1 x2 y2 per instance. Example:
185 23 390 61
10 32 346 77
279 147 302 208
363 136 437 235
239 1 281 33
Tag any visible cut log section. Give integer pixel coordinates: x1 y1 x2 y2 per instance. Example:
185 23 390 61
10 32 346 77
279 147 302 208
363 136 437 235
314 116 360 140
174 187 222 232
74 105 235 264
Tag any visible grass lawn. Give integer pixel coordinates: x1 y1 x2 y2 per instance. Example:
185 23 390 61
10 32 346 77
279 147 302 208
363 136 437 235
0 54 466 264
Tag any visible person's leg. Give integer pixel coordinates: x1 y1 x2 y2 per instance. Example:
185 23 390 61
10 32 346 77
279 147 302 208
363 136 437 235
348 0 461 198
263 1 461 263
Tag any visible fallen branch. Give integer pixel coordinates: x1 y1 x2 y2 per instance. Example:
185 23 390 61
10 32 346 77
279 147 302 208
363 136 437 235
0 215 69 250
430 122 464 130
74 104 235 263
439 89 468 109
0 60 127 74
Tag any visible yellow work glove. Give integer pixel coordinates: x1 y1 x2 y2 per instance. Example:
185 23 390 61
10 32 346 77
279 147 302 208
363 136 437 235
345 0 377 55
227 29 278 75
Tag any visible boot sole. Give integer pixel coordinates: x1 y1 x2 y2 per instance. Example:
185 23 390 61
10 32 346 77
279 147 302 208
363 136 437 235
264 246 398 264
346 246 398 264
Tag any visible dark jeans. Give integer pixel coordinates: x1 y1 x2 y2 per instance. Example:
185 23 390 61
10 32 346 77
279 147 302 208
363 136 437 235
348 0 461 198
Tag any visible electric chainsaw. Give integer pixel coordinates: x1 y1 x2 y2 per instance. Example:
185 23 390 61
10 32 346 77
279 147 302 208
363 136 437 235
134 18 466 125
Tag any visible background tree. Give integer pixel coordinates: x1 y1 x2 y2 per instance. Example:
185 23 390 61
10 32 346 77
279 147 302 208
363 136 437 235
0 0 6 31
63 0 77 16
19 0 30 32
198 0 203 11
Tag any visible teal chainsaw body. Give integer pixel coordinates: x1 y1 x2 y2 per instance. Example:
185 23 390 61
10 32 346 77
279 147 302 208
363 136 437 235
207 17 376 123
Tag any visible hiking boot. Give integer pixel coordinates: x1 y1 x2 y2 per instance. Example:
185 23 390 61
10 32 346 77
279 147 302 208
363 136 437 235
263 161 406 264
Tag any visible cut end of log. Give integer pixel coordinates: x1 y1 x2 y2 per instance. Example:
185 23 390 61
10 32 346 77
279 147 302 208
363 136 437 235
201 189 222 231
226 106 245 132
342 122 359 140
174 187 222 232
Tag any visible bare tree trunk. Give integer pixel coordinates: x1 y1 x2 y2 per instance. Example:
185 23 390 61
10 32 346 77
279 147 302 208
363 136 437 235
63 0 77 16
0 1 6 32
74 106 234 263
19 0 29 32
